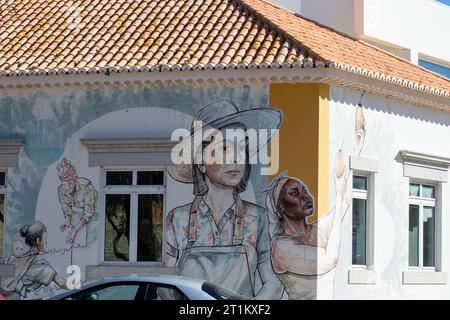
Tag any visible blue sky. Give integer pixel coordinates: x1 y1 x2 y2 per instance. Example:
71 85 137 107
437 0 450 5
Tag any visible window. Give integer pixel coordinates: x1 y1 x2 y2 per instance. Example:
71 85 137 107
0 171 5 260
103 170 165 263
201 282 246 300
67 282 147 300
145 283 188 300
419 59 450 79
352 174 369 266
408 182 437 269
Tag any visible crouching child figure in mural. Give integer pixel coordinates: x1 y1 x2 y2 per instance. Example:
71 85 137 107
57 158 98 245
0 222 67 299
266 151 351 300
165 100 286 299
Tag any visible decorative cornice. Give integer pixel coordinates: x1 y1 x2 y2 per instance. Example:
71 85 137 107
0 140 24 153
80 138 177 153
400 150 450 169
0 139 24 167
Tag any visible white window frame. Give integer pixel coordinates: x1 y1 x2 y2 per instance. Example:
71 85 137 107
351 172 372 270
408 180 438 271
100 167 166 266
0 169 6 262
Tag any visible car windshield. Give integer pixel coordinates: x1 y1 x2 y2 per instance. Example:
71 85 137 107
201 282 247 300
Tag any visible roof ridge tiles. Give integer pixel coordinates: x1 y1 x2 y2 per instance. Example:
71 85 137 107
0 0 447 98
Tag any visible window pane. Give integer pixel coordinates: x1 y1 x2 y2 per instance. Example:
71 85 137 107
353 176 367 190
137 171 164 185
408 205 420 267
352 198 367 265
145 285 187 300
74 284 142 300
422 185 436 199
104 194 130 261
409 183 420 197
106 171 132 185
419 59 450 79
0 194 4 259
423 206 435 267
0 172 5 186
137 194 163 262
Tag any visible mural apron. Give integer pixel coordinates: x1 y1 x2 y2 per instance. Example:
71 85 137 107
177 197 255 298
67 204 88 247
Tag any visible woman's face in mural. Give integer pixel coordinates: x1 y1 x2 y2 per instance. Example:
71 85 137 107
199 137 245 188
278 179 315 219
36 231 47 252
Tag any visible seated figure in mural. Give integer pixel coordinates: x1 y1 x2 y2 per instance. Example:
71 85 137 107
57 158 98 245
0 221 68 299
165 100 286 299
266 151 351 300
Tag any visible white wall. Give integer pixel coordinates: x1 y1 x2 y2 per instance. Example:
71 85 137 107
329 85 450 299
362 0 450 65
269 0 302 13
301 0 357 36
272 0 450 65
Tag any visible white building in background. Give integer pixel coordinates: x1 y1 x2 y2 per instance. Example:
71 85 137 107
270 0 450 77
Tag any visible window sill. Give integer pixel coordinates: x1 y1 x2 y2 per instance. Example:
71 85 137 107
0 263 14 277
348 269 378 284
86 264 176 280
402 270 447 285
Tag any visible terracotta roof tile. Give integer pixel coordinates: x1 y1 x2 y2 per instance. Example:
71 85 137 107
0 0 448 97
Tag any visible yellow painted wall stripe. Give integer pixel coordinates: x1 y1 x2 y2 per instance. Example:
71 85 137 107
269 83 330 221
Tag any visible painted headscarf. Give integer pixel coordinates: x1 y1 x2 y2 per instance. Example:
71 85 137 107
265 171 314 240
57 158 77 182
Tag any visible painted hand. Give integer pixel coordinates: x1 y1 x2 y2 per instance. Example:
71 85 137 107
65 227 80 244
334 149 351 214
60 222 71 232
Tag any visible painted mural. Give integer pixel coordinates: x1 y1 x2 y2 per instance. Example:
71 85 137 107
165 100 286 299
57 158 98 248
265 104 366 300
0 82 370 300
0 84 271 300
0 221 68 299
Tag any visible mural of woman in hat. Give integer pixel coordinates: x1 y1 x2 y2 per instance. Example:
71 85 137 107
266 150 351 300
165 100 286 299
57 158 98 245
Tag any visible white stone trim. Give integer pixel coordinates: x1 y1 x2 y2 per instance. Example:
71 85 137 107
0 140 24 167
400 150 450 183
80 138 177 167
348 269 378 285
349 156 379 173
0 67 448 111
402 271 447 285
85 265 176 280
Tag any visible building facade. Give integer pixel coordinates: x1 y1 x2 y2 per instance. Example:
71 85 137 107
271 0 450 77
0 0 449 300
